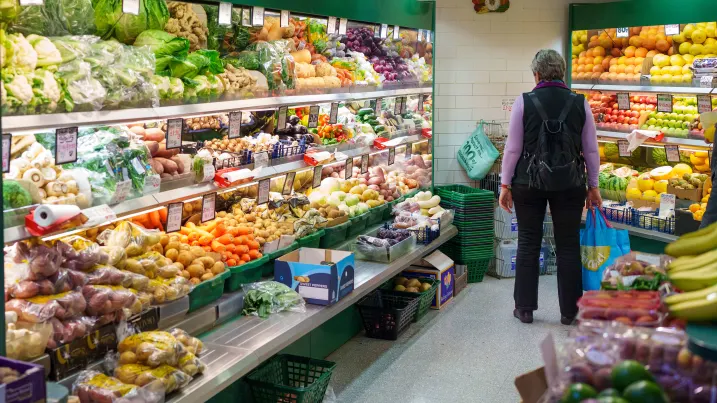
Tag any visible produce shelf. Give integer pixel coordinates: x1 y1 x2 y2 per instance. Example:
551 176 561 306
2 87 432 133
596 130 713 150
572 84 715 95
581 218 678 243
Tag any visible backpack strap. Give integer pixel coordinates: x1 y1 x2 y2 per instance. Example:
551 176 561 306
558 93 577 122
527 93 549 122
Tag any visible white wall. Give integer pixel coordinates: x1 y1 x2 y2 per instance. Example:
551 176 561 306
433 0 597 186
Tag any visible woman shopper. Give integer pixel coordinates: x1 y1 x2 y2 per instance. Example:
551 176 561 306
498 49 601 325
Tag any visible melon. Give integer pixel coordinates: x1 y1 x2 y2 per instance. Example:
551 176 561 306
637 177 655 192
650 166 673 180
654 180 668 193
672 163 693 177
642 190 658 202
627 188 643 200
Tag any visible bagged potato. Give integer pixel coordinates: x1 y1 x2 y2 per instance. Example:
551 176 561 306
73 370 164 403
118 331 182 368
169 328 204 355
146 277 191 304
85 265 129 286
114 364 191 393
98 221 162 253
176 350 205 377
57 236 110 271
6 290 87 322
12 241 63 279
82 285 137 317
47 316 96 349
6 268 87 299
124 252 170 279
6 321 53 361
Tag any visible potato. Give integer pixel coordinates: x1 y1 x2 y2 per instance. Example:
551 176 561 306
179 244 190 251
159 234 169 246
135 373 155 387
135 342 155 362
200 273 214 281
189 277 201 285
172 262 184 271
115 367 139 384
119 351 137 365
125 245 144 257
198 257 214 269
181 270 190 279
189 246 206 258
211 262 225 275
177 251 194 267
165 249 179 262
187 265 204 278
166 241 180 251
153 288 166 304
158 265 179 278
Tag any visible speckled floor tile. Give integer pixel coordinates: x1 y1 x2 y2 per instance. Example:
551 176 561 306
328 276 569 403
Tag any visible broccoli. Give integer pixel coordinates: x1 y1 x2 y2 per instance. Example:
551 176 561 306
3 180 33 210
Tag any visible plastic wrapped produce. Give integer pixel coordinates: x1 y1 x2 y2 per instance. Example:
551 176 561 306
5 290 86 322
72 370 164 403
57 236 110 271
114 364 190 393
99 221 162 252
9 0 96 37
601 252 670 291
85 265 131 287
169 328 204 355
146 277 191 304
246 39 295 91
46 316 95 348
5 268 87 299
117 331 183 367
242 281 305 318
12 242 63 279
5 317 52 360
82 285 137 317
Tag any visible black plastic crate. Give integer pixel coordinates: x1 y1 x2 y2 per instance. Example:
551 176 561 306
356 290 420 340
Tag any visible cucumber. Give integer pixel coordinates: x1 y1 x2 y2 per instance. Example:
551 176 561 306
358 108 374 117
363 114 376 121
373 125 386 133
367 119 380 126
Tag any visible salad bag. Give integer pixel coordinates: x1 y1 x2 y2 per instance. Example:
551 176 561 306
580 209 630 291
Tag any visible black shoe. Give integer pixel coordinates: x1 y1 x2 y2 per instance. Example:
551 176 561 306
513 309 533 324
561 316 576 325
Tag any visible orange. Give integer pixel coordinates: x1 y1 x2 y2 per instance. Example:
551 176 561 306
590 35 599 42
624 46 637 57
593 45 606 56
635 47 648 58
667 47 674 55
591 72 602 80
617 73 628 81
644 38 657 50
593 65 604 73
608 72 618 81
633 73 642 81
586 49 594 58
600 72 609 80
593 55 604 65
646 50 658 58
577 65 586 73
626 57 636 65
579 51 587 58
629 36 643 47
571 72 578 80
585 56 594 65
634 57 645 66
618 56 628 65
585 63 595 72
578 56 586 65
655 39 670 52
611 47 623 57
631 27 642 36
602 58 612 70
610 57 619 65
616 64 626 73
624 65 635 74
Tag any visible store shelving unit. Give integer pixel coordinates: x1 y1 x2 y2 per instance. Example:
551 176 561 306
596 130 711 149
575 84 715 95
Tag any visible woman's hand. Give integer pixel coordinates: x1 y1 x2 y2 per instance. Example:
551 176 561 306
499 188 513 214
586 187 602 210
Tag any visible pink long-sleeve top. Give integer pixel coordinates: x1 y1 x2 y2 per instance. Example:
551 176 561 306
501 94 600 188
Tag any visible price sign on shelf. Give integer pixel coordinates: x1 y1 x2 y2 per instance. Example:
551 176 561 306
166 202 183 233
201 163 215 183
55 127 78 164
373 25 380 38
254 151 270 168
251 6 264 26
388 147 396 165
665 24 680 36
121 0 139 15
257 179 270 205
338 18 348 35
201 193 216 223
617 92 630 111
144 174 161 195
657 94 673 113
374 98 382 115
280 10 289 27
283 172 295 195
218 2 232 26
361 154 369 174
417 29 424 42
393 25 400 40
659 193 676 218
394 97 402 115
617 140 631 157
418 94 425 112
405 142 413 159
344 158 353 180
109 180 132 205
700 76 714 88
327 16 337 35
166 118 183 149
665 145 681 163
616 27 629 38
313 165 323 188
698 95 713 113
426 30 432 43
329 102 339 124
2 134 10 173
277 106 288 130
241 8 251 27
380 24 388 39
308 105 320 128
228 111 242 139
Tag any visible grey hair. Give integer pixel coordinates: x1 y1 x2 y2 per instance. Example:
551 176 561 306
530 49 566 81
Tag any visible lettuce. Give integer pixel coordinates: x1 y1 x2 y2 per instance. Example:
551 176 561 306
133 30 189 74
94 0 168 44
169 49 222 78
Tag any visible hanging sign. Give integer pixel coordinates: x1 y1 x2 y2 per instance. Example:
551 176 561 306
254 151 270 168
55 127 78 164
121 0 139 15
308 105 320 128
201 193 216 223
327 17 337 34
617 140 631 157
374 98 382 115
338 18 348 35
616 27 629 38
665 24 680 36
280 10 289 27
277 106 288 130
380 24 388 39
166 203 183 233
388 147 396 165
361 154 369 174
698 95 713 114
252 6 264 26
700 76 713 88
282 172 295 195
393 26 400 40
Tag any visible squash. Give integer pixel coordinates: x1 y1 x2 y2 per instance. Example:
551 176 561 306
291 49 312 64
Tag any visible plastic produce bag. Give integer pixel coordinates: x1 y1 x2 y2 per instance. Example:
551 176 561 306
5 290 86 322
117 331 183 367
93 0 169 44
242 281 305 318
600 252 669 291
580 209 631 291
5 319 52 361
47 316 96 348
6 268 87 299
72 370 164 403
9 0 95 36
12 242 63 279
57 237 110 271
114 364 191 393
85 265 132 286
457 121 499 181
82 285 137 316
145 277 191 304
169 328 204 355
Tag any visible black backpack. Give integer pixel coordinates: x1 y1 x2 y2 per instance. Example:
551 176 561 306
525 92 586 191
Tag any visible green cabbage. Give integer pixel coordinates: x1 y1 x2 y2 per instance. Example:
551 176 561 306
133 29 189 74
9 0 95 36
169 49 222 78
93 0 169 44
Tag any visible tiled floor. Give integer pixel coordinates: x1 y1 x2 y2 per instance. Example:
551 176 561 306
328 276 570 403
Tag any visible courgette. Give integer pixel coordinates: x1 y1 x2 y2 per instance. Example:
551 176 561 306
373 125 386 133
367 119 380 126
358 108 374 117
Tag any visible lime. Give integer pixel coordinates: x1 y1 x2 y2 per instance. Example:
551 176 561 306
622 381 669 403
611 360 655 392
561 383 598 403
598 389 621 398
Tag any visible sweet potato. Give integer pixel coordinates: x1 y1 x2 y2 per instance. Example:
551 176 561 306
143 128 165 142
154 143 179 159
153 158 178 174
170 156 185 174
149 159 164 175
145 141 159 157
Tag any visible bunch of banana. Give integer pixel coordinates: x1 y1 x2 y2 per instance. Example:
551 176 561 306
664 221 717 321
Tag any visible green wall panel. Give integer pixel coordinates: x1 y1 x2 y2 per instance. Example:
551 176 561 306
227 0 435 30
571 0 717 31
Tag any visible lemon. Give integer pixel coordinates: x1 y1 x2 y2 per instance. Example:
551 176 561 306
642 190 658 202
627 188 643 200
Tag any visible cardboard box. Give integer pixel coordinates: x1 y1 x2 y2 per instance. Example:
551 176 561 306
86 323 117 362
630 199 659 210
515 367 548 403
403 250 454 309
275 248 355 305
47 337 89 380
0 357 46 403
668 184 703 202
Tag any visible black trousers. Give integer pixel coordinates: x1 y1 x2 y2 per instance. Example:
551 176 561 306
512 184 586 318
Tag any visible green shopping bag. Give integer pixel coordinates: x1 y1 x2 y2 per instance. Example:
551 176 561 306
457 120 500 180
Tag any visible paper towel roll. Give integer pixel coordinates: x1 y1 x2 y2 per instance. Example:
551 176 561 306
221 170 251 183
33 204 81 227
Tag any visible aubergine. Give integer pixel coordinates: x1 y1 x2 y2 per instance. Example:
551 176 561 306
295 124 308 134
288 115 300 125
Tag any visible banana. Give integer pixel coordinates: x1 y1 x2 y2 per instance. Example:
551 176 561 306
665 221 717 257
669 258 717 275
668 250 717 272
669 298 717 321
665 283 717 305
669 268 717 292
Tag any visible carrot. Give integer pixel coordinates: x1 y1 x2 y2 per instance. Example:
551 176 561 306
236 235 248 245
188 232 201 242
158 207 168 223
222 251 232 260
228 227 240 236
247 240 260 250
248 250 261 260
237 227 253 235
203 246 212 252
199 235 213 246
217 234 234 245
237 260 246 266
245 234 255 241
215 222 226 236
226 259 237 266
211 240 226 252
186 222 196 228
237 245 249 255
241 254 251 262
231 254 240 262
191 241 200 247
232 237 242 246
180 227 192 236
149 210 162 229
225 244 237 253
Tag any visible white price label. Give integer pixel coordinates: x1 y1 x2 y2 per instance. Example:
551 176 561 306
228 111 242 139
308 105 320 129
426 30 431 43
657 94 673 113
617 92 630 110
327 16 337 34
277 106 288 130
19 0 43 5
166 118 183 149
659 193 676 218
202 163 215 183
700 76 713 88
218 2 232 26
55 127 78 164
329 102 339 124
616 27 629 38
501 98 515 112
166 203 183 233
254 151 270 168
665 24 680 36
257 179 270 204
2 134 10 173
374 25 380 38
109 180 132 205
313 165 323 188
121 0 139 15
283 172 295 195
144 174 161 194
418 29 425 42
665 145 680 162
252 6 264 26
405 143 413 159
388 147 395 165
380 24 388 39
361 154 369 173
82 204 117 228
635 253 661 266
201 193 216 222
338 18 347 35
698 95 713 113
280 10 290 28
241 8 251 27
393 25 400 40
374 98 382 115
131 158 146 175
344 158 353 180
617 140 631 157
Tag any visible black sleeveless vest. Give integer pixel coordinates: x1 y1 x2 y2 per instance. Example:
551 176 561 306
512 86 587 186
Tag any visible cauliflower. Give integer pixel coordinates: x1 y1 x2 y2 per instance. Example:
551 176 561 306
27 35 61 67
166 2 207 52
7 33 37 72
315 62 337 78
31 69 61 113
5 73 33 106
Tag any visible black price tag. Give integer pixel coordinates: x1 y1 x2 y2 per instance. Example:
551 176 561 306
617 93 630 111
657 94 673 113
393 25 400 40
218 2 232 26
280 10 290 27
228 111 242 139
329 102 339 124
165 202 183 233
55 127 78 164
388 147 395 165
374 98 382 115
344 158 353 180
283 172 295 195
327 16 337 34
665 145 681 163
405 143 413 159
252 6 264 26
2 134 11 173
308 105 320 129
277 106 288 130
257 179 270 205
361 154 369 174
313 165 323 188
201 193 216 223
338 18 347 35
617 140 631 157
166 118 183 149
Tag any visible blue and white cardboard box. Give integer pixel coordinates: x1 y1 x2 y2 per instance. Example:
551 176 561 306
403 250 455 309
274 248 355 306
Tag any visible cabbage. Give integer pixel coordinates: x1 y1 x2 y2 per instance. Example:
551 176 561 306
169 50 222 78
94 0 169 44
133 30 189 74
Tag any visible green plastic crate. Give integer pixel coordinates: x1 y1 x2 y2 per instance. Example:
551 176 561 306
381 278 438 322
319 221 350 248
188 270 230 313
246 354 336 403
436 185 494 202
366 204 388 226
225 255 267 292
383 199 399 221
403 189 420 199
460 258 492 283
297 230 325 248
260 242 299 276
347 212 369 237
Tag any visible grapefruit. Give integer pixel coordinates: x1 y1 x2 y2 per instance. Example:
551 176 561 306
642 190 658 202
637 177 655 191
622 381 668 403
611 361 655 392
691 44 706 56
561 383 597 403
692 29 707 44
650 166 673 180
627 188 643 200
672 163 693 177
653 180 668 193
670 55 686 67
684 24 696 38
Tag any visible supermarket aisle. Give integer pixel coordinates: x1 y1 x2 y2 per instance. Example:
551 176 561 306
328 276 568 403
